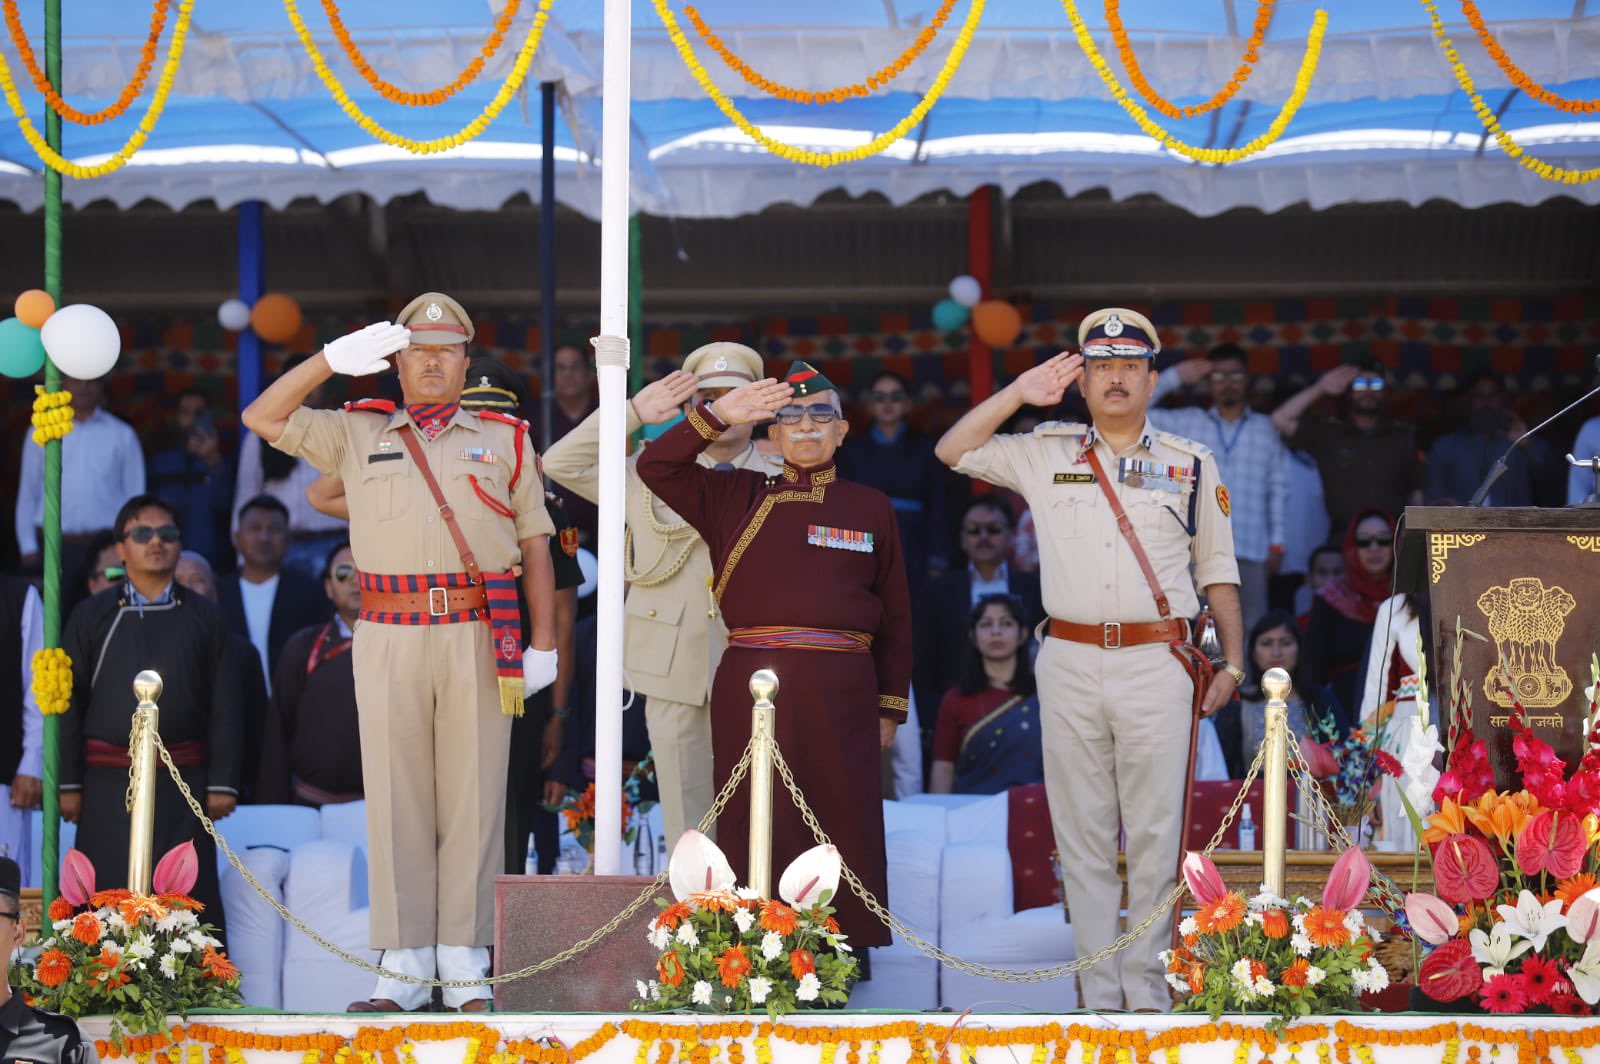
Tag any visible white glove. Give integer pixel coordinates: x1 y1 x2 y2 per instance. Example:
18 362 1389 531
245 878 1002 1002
322 321 410 376
523 646 558 698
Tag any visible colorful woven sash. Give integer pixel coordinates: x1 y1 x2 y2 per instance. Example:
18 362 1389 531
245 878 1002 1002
726 626 873 653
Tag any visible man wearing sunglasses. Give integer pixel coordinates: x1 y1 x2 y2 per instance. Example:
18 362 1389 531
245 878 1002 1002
636 360 913 967
1270 362 1425 534
60 494 241 941
0 856 99 1064
935 308 1244 1012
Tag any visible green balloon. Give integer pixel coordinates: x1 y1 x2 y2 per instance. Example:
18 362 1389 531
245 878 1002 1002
0 317 45 379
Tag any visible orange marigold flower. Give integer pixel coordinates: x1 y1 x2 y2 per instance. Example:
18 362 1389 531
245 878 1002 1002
35 948 71 988
201 946 238 982
120 893 169 926
1262 909 1290 939
47 897 73 922
657 950 685 987
70 912 102 945
717 944 752 988
88 888 132 908
1557 873 1599 909
1194 892 1246 934
1282 958 1311 987
655 902 693 930
759 901 798 935
1303 906 1351 948
789 949 816 980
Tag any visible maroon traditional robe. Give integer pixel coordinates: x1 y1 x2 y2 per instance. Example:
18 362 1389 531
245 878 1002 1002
637 405 912 947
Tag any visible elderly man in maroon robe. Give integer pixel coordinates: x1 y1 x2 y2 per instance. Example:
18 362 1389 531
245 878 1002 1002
637 360 911 962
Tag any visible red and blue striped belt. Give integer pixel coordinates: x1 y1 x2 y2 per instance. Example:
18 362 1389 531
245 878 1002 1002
726 626 873 653
359 571 489 625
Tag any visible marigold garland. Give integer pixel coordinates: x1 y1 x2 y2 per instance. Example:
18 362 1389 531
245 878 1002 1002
31 386 73 444
30 648 70 715
1107 0 1274 120
284 0 553 154
683 0 959 104
1 0 170 125
1420 0 1600 184
1062 0 1326 165
318 0 522 106
0 0 193 178
652 0 984 167
1456 0 1599 115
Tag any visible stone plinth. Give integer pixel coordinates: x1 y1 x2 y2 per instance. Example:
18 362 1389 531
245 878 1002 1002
494 874 668 1012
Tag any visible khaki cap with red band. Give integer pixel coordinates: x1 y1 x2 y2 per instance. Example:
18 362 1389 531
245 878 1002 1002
682 342 763 390
397 291 475 345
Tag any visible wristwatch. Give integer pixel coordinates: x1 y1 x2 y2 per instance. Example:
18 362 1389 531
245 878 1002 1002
1222 663 1246 686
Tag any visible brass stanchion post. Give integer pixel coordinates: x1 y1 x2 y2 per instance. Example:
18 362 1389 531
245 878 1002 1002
747 669 778 899
126 670 163 893
1261 666 1291 897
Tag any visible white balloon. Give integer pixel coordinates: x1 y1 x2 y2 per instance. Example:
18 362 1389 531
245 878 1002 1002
948 274 982 308
41 304 120 380
217 298 251 332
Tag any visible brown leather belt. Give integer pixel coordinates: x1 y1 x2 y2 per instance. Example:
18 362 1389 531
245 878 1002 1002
359 584 488 619
1047 617 1190 649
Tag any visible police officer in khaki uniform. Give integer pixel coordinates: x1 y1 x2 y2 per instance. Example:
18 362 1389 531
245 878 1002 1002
936 308 1245 1012
542 343 779 848
242 294 558 1013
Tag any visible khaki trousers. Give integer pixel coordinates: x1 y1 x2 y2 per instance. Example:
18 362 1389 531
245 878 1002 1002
1037 636 1193 1012
644 695 716 849
353 620 511 949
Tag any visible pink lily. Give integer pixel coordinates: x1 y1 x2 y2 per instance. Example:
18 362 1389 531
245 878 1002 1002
59 848 94 907
1404 892 1461 945
152 840 199 896
1322 846 1371 911
1181 851 1227 905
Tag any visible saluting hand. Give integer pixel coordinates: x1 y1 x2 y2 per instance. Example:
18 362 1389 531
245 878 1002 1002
632 370 700 424
323 321 411 376
1013 352 1083 408
709 378 794 426
1316 364 1362 397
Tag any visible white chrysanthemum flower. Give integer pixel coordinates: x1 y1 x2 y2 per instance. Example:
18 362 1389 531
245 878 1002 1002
1246 912 1264 927
691 980 713 1006
761 931 783 961
125 934 156 960
156 909 198 933
1249 890 1288 911
1291 933 1313 957
733 909 755 934
1253 977 1275 997
1343 910 1365 935
648 926 671 951
159 953 180 979
1305 965 1326 987
1364 958 1390 992
1178 916 1198 937
1230 959 1255 989
637 980 651 1000
1351 967 1374 993
1165 974 1189 993
1291 912 1307 935
675 923 700 947
749 977 772 1004
735 887 760 900
649 980 661 1001
104 912 128 933
1158 949 1173 966
168 938 192 954
51 919 72 933
796 972 821 1002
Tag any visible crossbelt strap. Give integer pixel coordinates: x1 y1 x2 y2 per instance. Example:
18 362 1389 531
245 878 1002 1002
1081 446 1171 621
395 425 483 587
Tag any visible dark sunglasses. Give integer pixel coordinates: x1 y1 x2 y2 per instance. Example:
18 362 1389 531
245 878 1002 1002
869 391 907 403
1354 535 1393 549
963 523 1006 537
1351 378 1386 392
330 563 357 582
121 525 181 545
775 405 838 425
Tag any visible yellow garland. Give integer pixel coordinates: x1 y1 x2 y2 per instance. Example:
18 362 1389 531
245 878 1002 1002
0 0 193 178
284 0 553 155
1061 0 1326 164
31 386 73 445
1419 0 1600 185
30 648 70 716
651 0 984 167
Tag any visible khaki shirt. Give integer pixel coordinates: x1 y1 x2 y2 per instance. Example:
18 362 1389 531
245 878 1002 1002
272 405 554 576
955 419 1239 624
542 405 780 705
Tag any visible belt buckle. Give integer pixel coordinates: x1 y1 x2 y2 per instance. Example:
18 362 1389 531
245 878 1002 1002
428 586 448 617
1102 622 1121 649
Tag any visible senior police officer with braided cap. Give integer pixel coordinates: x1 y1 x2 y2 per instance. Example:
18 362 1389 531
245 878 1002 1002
243 293 558 1013
936 308 1245 1012
0 857 98 1063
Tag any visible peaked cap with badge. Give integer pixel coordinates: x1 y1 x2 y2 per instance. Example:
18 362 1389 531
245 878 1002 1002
683 342 764 390
1077 307 1161 357
461 353 529 412
783 359 837 397
396 291 475 346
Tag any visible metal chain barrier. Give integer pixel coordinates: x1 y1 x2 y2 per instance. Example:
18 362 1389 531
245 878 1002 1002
124 707 151 814
154 729 756 988
767 731 1266 983
1283 730 1406 915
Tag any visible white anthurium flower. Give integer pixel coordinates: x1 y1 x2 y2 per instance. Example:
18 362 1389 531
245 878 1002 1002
1497 889 1567 953
733 909 755 934
1470 922 1534 972
691 981 713 1006
749 977 772 1004
669 831 737 903
761 931 784 961
779 845 841 909
796 972 821 1002
1568 940 1600 1004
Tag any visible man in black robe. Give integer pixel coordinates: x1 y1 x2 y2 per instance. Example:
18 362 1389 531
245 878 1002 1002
59 495 242 936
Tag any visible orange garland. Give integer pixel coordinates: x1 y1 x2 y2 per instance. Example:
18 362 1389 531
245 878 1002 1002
318 0 522 106
1106 0 1274 120
682 0 960 104
1456 0 1600 115
0 0 170 125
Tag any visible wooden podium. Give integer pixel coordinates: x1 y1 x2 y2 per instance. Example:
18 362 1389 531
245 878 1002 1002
1398 507 1600 789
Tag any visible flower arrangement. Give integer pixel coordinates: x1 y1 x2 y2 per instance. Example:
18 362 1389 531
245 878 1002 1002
1305 714 1403 832
552 757 657 856
1164 848 1385 1032
634 831 857 1016
12 843 243 1042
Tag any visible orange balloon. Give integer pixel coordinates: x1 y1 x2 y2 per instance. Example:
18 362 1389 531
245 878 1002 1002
14 289 54 329
972 300 1024 348
250 292 304 344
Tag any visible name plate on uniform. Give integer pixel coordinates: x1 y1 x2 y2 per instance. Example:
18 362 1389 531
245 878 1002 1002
368 452 404 464
1053 473 1095 484
807 524 874 552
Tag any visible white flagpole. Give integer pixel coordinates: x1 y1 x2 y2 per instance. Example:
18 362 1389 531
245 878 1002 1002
590 0 631 876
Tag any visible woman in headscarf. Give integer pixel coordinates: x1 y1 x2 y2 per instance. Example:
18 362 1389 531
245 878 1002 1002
1303 508 1395 716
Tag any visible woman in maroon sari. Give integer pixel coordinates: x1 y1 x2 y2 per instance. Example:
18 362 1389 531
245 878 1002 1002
636 363 912 953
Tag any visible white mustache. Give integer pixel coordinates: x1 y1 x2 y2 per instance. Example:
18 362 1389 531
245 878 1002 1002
791 431 825 441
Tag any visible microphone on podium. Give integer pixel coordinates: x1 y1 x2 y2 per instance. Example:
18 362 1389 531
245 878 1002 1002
1467 352 1600 507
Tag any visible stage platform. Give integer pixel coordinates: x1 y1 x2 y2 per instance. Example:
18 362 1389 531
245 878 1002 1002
73 1012 1600 1064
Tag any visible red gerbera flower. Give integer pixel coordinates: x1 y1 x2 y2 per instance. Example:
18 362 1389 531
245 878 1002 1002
789 949 816 980
657 950 685 988
1519 954 1559 1005
1375 750 1402 778
1480 972 1529 1014
1551 993 1590 1016
717 944 752 989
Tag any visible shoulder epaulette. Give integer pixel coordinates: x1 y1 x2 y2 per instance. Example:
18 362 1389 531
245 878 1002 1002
477 410 529 432
1152 428 1213 459
343 399 396 415
1034 420 1088 437
475 409 532 488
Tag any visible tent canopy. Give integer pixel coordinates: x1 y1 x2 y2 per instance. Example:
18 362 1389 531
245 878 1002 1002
0 0 1596 216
